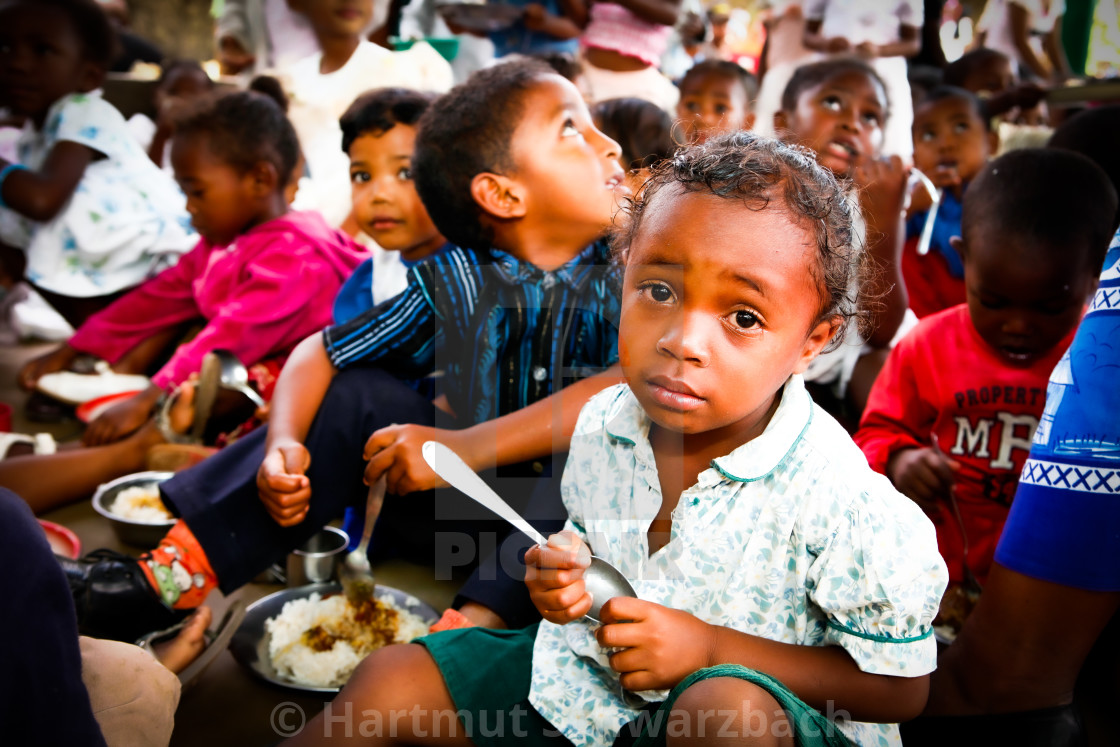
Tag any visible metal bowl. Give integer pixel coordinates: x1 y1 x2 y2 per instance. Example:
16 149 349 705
91 471 177 548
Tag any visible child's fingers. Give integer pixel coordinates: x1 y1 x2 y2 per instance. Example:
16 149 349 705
597 596 648 625
545 531 592 567
363 425 400 460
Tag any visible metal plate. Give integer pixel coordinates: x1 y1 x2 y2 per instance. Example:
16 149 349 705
229 583 438 693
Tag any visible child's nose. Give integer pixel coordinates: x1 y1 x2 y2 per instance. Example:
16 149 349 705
1001 314 1034 337
658 311 712 366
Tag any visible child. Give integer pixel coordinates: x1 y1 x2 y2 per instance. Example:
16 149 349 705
332 88 449 324
903 86 998 319
285 132 947 747
63 60 629 639
855 149 1112 594
675 59 757 144
590 97 675 195
0 0 194 327
4 90 364 510
126 59 214 173
773 58 910 414
285 0 452 228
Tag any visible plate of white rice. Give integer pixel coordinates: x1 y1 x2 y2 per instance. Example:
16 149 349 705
230 583 437 692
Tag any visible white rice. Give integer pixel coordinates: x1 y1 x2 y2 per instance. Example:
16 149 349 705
108 485 174 523
267 592 429 688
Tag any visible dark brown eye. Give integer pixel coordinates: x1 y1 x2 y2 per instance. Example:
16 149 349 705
735 310 759 328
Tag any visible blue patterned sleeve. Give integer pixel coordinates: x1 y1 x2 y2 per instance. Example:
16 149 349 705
807 479 947 677
322 270 437 375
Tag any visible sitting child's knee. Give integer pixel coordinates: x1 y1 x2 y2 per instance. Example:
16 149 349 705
668 676 792 745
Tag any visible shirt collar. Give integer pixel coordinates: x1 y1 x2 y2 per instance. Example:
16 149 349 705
487 239 611 291
605 375 814 483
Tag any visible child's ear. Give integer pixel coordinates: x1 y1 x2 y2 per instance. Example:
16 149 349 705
950 235 967 260
248 161 280 196
792 318 839 374
773 109 788 134
470 172 527 220
77 62 107 95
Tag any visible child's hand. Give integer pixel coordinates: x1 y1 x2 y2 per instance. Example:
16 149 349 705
597 598 718 692
854 40 879 58
825 36 852 53
82 393 154 446
852 155 909 226
362 424 464 495
523 3 549 30
18 343 78 390
524 531 593 624
256 441 311 526
887 446 959 513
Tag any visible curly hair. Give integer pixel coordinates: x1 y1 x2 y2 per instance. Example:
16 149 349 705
339 88 436 154
613 131 868 347
3 0 118 69
173 90 300 185
413 59 554 251
780 57 889 120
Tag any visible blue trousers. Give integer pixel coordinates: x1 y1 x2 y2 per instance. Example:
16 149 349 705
161 366 567 628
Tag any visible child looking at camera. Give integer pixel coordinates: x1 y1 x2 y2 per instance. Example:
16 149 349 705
285 133 947 747
856 149 1113 591
903 86 998 319
0 0 193 325
675 59 758 145
774 57 910 414
332 88 449 324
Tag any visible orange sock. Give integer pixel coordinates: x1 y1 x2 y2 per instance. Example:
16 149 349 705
138 520 218 609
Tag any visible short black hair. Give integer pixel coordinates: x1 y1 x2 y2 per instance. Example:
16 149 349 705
680 59 758 102
615 131 867 346
1048 105 1120 229
174 90 300 186
248 74 288 113
915 85 991 131
963 149 1118 271
529 51 582 82
4 0 118 68
414 59 555 251
944 48 1010 89
339 88 435 154
907 64 944 106
780 57 889 117
591 97 675 171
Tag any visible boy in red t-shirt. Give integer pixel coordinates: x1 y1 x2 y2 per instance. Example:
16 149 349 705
903 86 998 319
856 149 1114 590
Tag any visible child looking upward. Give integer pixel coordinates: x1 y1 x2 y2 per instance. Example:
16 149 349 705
590 97 675 195
856 149 1113 593
3 91 364 513
0 0 193 325
675 59 757 144
62 61 629 640
331 88 449 324
285 132 947 747
904 86 998 319
774 58 910 413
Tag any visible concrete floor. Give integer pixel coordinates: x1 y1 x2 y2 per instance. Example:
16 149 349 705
0 340 459 746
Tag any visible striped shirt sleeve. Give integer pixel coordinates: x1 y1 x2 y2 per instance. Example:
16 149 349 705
321 275 437 375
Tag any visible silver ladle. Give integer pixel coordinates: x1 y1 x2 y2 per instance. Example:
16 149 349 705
210 349 266 409
421 441 637 622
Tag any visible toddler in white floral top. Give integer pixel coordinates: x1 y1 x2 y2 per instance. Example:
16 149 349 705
281 133 948 747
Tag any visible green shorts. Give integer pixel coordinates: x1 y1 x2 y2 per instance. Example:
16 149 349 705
419 625 853 747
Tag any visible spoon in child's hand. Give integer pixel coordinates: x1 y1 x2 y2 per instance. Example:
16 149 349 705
421 441 637 622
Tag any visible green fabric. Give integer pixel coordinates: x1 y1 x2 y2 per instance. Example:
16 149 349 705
1061 0 1097 75
417 623 571 747
632 664 855 747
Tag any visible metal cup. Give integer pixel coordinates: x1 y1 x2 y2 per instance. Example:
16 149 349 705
285 526 349 587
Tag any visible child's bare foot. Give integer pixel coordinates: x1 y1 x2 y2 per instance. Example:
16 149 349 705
168 378 197 434
152 606 212 674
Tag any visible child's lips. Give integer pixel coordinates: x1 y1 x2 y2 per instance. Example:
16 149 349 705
647 376 704 411
605 172 629 194
825 140 858 161
369 217 402 231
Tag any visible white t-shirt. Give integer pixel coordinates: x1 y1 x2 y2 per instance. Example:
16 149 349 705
978 0 1066 72
804 0 922 45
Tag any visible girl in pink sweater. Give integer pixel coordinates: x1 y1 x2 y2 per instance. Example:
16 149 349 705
20 91 364 446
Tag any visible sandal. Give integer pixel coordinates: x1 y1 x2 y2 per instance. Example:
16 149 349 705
0 431 57 458
136 598 247 690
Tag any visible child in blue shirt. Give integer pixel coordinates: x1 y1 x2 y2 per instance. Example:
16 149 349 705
284 133 947 747
63 60 631 638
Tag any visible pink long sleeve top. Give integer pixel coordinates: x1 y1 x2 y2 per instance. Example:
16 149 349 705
69 211 365 390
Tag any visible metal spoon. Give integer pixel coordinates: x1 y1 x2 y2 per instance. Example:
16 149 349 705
421 441 637 622
210 349 266 409
338 475 386 605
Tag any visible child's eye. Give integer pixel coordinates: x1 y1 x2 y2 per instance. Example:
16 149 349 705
919 130 935 142
862 110 881 126
560 118 583 138
732 310 760 329
350 170 370 184
821 96 842 111
684 101 701 113
396 166 412 180
715 104 730 116
979 297 1007 310
953 122 970 134
639 281 675 304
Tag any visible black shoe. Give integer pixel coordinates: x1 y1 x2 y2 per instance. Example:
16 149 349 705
57 549 190 643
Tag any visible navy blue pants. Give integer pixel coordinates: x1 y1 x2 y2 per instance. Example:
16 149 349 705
160 366 566 628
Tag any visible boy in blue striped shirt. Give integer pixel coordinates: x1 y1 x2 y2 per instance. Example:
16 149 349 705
64 60 633 639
